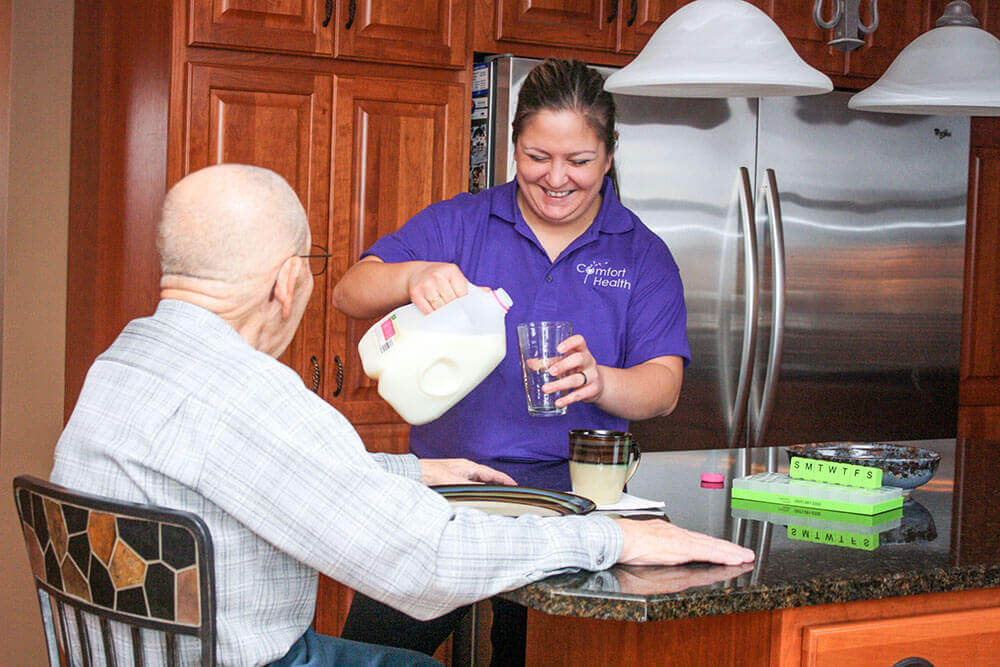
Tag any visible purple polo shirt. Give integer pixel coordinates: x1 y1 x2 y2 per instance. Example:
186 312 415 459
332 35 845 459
362 177 690 474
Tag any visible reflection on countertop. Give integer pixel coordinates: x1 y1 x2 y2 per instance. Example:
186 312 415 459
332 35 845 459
501 438 1000 622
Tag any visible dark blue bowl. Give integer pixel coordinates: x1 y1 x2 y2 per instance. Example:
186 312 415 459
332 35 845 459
785 442 941 491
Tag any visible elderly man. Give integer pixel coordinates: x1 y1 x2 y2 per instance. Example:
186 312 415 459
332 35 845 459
51 164 753 666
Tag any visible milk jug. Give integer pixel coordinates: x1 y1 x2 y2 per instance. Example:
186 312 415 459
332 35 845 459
358 284 514 425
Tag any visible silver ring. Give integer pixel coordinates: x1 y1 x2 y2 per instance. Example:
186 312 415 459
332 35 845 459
579 371 588 386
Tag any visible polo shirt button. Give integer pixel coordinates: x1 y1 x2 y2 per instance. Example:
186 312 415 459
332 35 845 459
545 275 553 283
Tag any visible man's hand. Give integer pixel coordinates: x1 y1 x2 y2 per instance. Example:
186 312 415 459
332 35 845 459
419 458 517 486
615 518 755 566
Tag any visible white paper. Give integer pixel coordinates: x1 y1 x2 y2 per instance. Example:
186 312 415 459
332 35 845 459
596 492 666 512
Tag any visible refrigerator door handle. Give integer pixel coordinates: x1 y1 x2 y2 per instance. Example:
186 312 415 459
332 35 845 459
752 168 787 448
732 167 759 455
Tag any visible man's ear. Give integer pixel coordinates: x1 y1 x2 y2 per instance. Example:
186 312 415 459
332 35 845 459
271 257 303 319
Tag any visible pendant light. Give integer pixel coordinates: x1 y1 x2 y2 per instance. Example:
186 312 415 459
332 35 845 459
848 1 1000 115
603 0 833 98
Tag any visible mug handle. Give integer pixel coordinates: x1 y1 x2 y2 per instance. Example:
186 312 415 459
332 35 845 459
624 441 641 485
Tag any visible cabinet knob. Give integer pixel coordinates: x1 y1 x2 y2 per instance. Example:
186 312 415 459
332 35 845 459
627 0 637 27
606 0 618 24
892 659 933 667
322 0 333 27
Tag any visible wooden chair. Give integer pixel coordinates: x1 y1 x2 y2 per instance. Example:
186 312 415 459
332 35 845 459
12 475 217 666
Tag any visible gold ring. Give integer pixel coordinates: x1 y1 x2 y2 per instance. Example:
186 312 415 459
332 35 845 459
429 295 443 303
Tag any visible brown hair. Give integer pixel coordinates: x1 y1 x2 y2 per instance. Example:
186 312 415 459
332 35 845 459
511 59 619 194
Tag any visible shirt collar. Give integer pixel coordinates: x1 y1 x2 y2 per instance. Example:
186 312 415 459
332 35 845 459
490 176 635 235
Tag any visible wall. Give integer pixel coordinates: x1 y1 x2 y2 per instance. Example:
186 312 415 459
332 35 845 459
0 0 73 663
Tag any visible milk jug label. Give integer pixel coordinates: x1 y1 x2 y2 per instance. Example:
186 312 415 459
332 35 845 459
377 316 397 354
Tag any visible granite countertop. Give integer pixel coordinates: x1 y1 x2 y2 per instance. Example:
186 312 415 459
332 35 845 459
500 438 1000 622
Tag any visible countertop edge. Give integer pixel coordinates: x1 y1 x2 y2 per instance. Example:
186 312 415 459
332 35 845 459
500 564 1000 622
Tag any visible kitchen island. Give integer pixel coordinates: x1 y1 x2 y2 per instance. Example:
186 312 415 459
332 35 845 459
500 439 1000 666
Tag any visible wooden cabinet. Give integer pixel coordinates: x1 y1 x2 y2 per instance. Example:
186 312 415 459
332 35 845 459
618 0 676 54
183 64 335 399
494 0 619 51
188 0 334 55
179 65 466 448
188 0 467 68
525 588 1000 666
492 0 672 55
959 117 1000 440
798 608 1000 666
841 0 925 80
326 75 467 431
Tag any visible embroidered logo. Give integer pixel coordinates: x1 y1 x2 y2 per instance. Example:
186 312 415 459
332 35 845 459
576 260 632 290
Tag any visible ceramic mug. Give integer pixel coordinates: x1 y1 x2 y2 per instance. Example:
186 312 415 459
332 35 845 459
568 429 641 505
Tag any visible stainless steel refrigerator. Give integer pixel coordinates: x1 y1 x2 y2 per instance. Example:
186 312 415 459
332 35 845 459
470 56 970 451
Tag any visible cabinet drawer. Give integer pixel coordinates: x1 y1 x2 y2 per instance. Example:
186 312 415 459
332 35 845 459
801 606 1000 666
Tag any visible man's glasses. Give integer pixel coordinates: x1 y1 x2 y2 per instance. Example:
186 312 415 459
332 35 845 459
300 244 332 276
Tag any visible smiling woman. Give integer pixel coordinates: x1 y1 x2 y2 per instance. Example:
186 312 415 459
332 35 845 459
331 57 693 662
513 108 613 258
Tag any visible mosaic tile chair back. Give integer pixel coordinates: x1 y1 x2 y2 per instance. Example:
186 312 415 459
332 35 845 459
13 475 217 666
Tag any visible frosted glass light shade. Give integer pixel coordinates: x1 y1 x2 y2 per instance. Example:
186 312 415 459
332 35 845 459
603 0 833 98
848 25 1000 115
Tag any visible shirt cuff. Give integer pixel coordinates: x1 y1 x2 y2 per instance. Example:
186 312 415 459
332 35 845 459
578 514 624 570
370 452 423 481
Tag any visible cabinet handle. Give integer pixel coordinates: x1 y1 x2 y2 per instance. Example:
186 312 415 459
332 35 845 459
892 659 933 667
812 0 842 30
333 355 344 397
345 0 357 29
310 355 322 393
606 0 618 24
627 0 637 26
859 0 880 35
322 0 333 27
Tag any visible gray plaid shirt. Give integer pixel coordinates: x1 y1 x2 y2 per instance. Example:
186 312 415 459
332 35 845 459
52 299 622 666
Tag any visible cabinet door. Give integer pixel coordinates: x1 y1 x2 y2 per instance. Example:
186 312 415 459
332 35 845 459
334 0 467 68
188 0 334 55
619 0 674 55
800 607 1000 666
959 118 1000 439
766 0 845 77
495 0 619 51
843 0 925 79
184 64 334 393
327 75 467 431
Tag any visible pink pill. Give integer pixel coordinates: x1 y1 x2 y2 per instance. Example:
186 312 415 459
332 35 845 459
701 472 725 484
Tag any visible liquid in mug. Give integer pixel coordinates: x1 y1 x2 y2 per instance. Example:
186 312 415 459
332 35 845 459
570 461 630 505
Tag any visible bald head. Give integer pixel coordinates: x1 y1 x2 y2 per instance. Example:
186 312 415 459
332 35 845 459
158 164 309 283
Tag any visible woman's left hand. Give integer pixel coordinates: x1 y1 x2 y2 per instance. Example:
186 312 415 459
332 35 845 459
544 334 603 408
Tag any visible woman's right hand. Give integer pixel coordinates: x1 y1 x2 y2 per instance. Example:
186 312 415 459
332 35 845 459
407 262 470 313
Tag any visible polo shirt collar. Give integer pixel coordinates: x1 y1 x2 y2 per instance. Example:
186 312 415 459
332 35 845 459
491 176 635 236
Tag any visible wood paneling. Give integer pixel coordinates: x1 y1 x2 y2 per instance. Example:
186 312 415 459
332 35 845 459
495 0 619 51
799 607 1000 666
525 608 772 665
770 588 1000 666
334 0 468 68
326 74 466 425
184 64 334 390
188 0 334 55
65 0 172 419
959 118 1000 439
